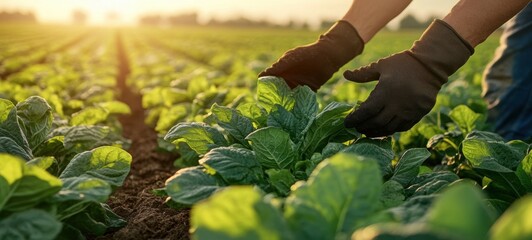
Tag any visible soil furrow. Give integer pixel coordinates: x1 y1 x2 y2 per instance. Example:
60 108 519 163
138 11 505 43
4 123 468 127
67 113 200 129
95 30 189 240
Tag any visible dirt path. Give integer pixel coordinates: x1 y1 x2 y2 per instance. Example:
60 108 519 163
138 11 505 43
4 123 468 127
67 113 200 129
96 31 190 240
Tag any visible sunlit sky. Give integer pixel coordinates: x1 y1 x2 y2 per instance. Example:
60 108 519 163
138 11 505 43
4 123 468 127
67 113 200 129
0 0 459 28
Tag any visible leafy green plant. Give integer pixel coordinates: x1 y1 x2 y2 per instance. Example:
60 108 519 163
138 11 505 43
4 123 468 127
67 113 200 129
160 77 358 206
0 96 132 239
190 148 532 240
0 97 129 171
189 152 508 240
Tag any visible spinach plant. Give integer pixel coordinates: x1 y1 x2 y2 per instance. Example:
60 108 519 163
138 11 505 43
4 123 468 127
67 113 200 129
0 96 132 240
160 77 359 206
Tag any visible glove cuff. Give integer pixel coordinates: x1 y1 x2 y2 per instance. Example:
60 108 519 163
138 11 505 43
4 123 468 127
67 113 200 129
409 19 474 84
321 20 365 66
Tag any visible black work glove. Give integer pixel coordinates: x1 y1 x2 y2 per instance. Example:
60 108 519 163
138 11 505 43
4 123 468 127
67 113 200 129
259 20 364 91
343 20 474 137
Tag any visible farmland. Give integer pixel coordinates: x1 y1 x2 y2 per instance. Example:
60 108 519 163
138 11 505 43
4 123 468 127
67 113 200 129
1 23 531 240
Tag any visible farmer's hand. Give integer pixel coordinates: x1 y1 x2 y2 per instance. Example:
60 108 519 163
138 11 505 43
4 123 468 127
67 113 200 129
343 20 474 137
259 20 364 91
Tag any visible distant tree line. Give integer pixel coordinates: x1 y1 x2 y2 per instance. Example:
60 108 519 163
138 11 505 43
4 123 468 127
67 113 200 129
398 14 436 29
138 12 311 29
139 12 199 26
0 11 36 23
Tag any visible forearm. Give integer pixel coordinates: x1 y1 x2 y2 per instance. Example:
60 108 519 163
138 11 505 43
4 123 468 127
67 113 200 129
443 0 530 47
342 0 412 43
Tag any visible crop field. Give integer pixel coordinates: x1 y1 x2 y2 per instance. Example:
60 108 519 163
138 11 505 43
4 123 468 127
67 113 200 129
1 23 531 240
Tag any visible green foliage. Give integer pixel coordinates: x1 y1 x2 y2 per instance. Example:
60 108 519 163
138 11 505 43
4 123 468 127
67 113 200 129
165 122 228 155
246 127 297 170
191 153 384 240
164 167 225 205
284 153 382 240
391 148 431 187
490 196 532 240
162 77 358 206
0 209 62 240
0 97 131 239
191 187 291 240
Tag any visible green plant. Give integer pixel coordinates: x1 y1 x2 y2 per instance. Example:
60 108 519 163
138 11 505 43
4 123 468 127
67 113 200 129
0 96 132 239
159 77 358 206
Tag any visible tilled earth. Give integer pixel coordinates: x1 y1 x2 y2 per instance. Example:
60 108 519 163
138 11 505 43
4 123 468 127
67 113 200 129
96 33 190 240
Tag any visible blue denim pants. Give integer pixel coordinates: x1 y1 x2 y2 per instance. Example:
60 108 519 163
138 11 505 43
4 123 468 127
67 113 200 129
482 3 532 141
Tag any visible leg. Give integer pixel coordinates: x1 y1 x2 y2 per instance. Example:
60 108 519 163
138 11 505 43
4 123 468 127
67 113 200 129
482 3 532 141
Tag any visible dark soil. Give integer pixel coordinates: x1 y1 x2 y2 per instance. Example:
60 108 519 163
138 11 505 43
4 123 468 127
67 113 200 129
96 32 190 240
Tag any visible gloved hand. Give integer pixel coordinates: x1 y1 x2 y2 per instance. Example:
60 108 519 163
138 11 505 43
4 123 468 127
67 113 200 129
343 20 474 137
259 20 364 91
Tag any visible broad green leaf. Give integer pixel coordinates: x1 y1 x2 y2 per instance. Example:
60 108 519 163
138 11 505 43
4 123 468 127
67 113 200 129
351 223 454 240
236 102 267 127
465 130 505 142
191 186 291 240
187 76 210 97
70 107 109 126
387 195 437 223
0 136 32 161
507 140 530 154
321 142 346 159
0 98 14 123
267 104 298 141
165 166 225 205
44 94 64 117
482 171 527 199
462 139 524 171
257 76 295 112
0 154 24 210
426 181 495 240
0 109 32 160
27 156 55 170
418 123 445 139
266 169 297 196
449 105 481 134
63 126 127 151
155 104 188 132
291 85 318 123
285 153 382 240
486 199 512 217
59 146 131 187
15 96 53 151
165 122 228 155
33 136 65 157
380 180 405 208
246 127 297 170
172 141 200 168
426 130 462 153
64 203 126 237
211 103 254 145
54 177 112 203
391 148 431 187
143 87 189 108
490 195 532 240
516 162 532 192
0 154 24 184
4 159 62 212
301 102 353 159
463 139 528 198
342 142 394 177
199 147 262 184
98 101 131 114
406 171 459 198
0 209 62 240
291 86 318 140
